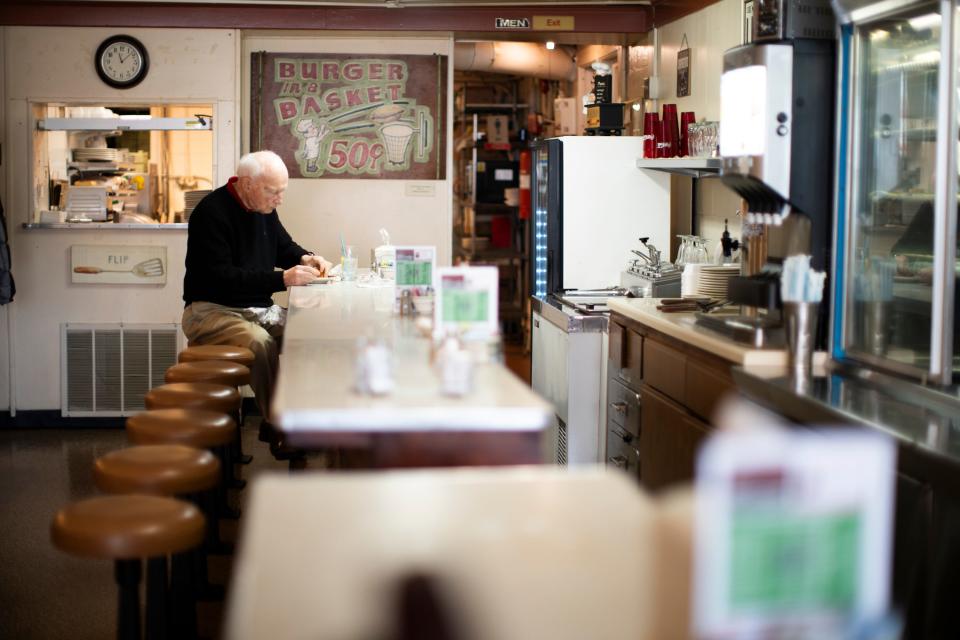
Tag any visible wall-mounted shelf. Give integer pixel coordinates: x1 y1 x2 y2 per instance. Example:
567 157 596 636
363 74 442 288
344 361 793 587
38 117 212 131
635 157 721 178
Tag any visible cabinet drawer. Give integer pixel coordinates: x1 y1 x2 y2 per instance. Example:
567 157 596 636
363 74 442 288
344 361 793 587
606 425 640 480
643 338 686 405
684 359 735 422
608 321 642 387
608 377 641 437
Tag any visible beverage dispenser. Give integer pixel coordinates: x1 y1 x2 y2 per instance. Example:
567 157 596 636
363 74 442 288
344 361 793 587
716 0 837 345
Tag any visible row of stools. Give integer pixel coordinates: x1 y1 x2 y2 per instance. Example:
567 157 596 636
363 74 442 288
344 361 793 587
50 344 257 640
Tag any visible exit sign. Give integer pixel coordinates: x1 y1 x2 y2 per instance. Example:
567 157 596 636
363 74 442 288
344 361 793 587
533 16 575 30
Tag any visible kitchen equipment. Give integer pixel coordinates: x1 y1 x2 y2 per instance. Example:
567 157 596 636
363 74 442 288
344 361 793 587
711 0 836 347
532 294 610 466
73 258 164 278
584 63 624 136
530 136 671 298
65 186 108 221
621 237 681 297
183 189 211 220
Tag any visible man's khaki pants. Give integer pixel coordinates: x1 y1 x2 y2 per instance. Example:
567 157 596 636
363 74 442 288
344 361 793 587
181 302 284 421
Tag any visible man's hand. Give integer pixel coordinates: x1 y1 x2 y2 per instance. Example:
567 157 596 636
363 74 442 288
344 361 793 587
283 264 322 286
300 254 334 276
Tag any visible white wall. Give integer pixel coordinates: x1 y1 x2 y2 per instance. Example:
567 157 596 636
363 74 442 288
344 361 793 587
658 0 745 254
2 26 239 411
242 32 454 268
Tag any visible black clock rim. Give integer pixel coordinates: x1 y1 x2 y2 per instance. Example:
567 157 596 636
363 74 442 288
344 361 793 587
95 34 149 90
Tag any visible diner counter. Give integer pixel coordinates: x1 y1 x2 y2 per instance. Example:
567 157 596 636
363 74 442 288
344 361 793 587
226 467 690 640
606 297 826 367
271 278 552 435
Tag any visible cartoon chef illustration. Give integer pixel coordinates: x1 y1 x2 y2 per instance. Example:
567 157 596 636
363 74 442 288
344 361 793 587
294 118 330 173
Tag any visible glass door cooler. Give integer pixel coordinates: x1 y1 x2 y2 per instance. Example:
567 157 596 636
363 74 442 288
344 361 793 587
833 0 960 385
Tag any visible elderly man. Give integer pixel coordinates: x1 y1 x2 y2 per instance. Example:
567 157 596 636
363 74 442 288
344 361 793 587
182 150 331 457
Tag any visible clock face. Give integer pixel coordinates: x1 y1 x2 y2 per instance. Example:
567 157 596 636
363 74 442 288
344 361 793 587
95 36 149 89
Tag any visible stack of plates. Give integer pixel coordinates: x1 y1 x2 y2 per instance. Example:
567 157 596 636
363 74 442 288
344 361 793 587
695 265 740 299
72 148 119 162
66 186 107 221
184 190 211 220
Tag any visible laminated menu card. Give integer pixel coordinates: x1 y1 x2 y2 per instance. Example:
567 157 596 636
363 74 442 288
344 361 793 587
693 429 896 639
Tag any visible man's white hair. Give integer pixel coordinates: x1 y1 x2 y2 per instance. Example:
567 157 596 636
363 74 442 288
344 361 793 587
237 151 288 179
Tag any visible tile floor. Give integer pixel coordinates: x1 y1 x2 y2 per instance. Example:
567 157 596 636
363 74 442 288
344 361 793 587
0 422 287 640
0 349 532 639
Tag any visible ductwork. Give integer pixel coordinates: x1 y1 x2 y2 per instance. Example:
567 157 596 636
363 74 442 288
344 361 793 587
454 42 576 81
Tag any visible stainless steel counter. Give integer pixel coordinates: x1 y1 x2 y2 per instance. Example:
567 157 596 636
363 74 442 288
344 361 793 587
734 363 960 471
530 295 608 333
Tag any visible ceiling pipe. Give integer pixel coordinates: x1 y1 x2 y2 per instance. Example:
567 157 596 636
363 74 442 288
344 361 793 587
454 42 576 81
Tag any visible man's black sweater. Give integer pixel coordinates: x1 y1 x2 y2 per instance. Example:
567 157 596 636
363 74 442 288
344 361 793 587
183 184 308 308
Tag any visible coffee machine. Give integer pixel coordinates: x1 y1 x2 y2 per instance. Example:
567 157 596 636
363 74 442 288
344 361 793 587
701 0 837 346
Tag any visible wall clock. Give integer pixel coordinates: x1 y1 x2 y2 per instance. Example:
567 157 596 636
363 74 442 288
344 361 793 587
95 35 149 89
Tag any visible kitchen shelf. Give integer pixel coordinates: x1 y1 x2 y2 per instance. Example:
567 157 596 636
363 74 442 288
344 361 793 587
38 117 212 131
635 157 722 178
463 103 529 111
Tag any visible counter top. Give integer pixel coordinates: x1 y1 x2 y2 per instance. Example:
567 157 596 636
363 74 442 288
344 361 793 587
226 468 670 640
606 297 826 367
734 364 960 472
272 278 552 434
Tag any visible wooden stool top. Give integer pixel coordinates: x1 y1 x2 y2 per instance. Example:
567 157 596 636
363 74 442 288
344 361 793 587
166 360 251 387
179 345 255 367
94 445 220 496
145 382 241 414
127 409 235 448
51 495 204 559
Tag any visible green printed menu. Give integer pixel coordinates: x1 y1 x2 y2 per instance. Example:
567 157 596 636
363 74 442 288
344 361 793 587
396 260 432 287
442 290 490 323
730 510 860 611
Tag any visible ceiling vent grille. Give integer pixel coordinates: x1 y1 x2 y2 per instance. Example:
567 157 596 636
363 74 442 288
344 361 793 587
61 324 181 417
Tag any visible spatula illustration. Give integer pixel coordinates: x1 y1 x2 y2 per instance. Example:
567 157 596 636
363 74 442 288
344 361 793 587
74 258 164 277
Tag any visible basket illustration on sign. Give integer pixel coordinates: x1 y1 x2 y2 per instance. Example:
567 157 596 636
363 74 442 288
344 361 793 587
291 102 434 176
380 108 432 167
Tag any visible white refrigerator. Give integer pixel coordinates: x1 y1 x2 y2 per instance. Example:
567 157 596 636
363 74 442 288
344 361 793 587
530 136 671 466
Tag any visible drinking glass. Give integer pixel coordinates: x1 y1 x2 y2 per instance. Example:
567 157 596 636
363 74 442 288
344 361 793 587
343 245 359 281
675 235 691 267
679 111 696 157
702 122 719 157
661 104 679 158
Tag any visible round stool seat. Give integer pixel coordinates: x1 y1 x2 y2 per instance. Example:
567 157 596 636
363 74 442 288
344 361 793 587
179 345 255 368
94 445 220 496
165 360 251 387
145 383 241 414
127 409 235 448
51 495 204 559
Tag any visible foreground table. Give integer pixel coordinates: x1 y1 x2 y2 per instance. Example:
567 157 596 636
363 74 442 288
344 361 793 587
226 468 689 640
271 280 553 466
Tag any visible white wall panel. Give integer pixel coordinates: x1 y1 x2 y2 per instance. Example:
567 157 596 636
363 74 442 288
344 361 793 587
658 0 745 251
3 27 239 411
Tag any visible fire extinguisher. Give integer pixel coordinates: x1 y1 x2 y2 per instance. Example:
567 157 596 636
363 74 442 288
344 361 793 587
519 149 532 220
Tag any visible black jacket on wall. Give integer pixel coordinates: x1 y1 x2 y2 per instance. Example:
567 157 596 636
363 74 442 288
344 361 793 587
0 197 15 305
